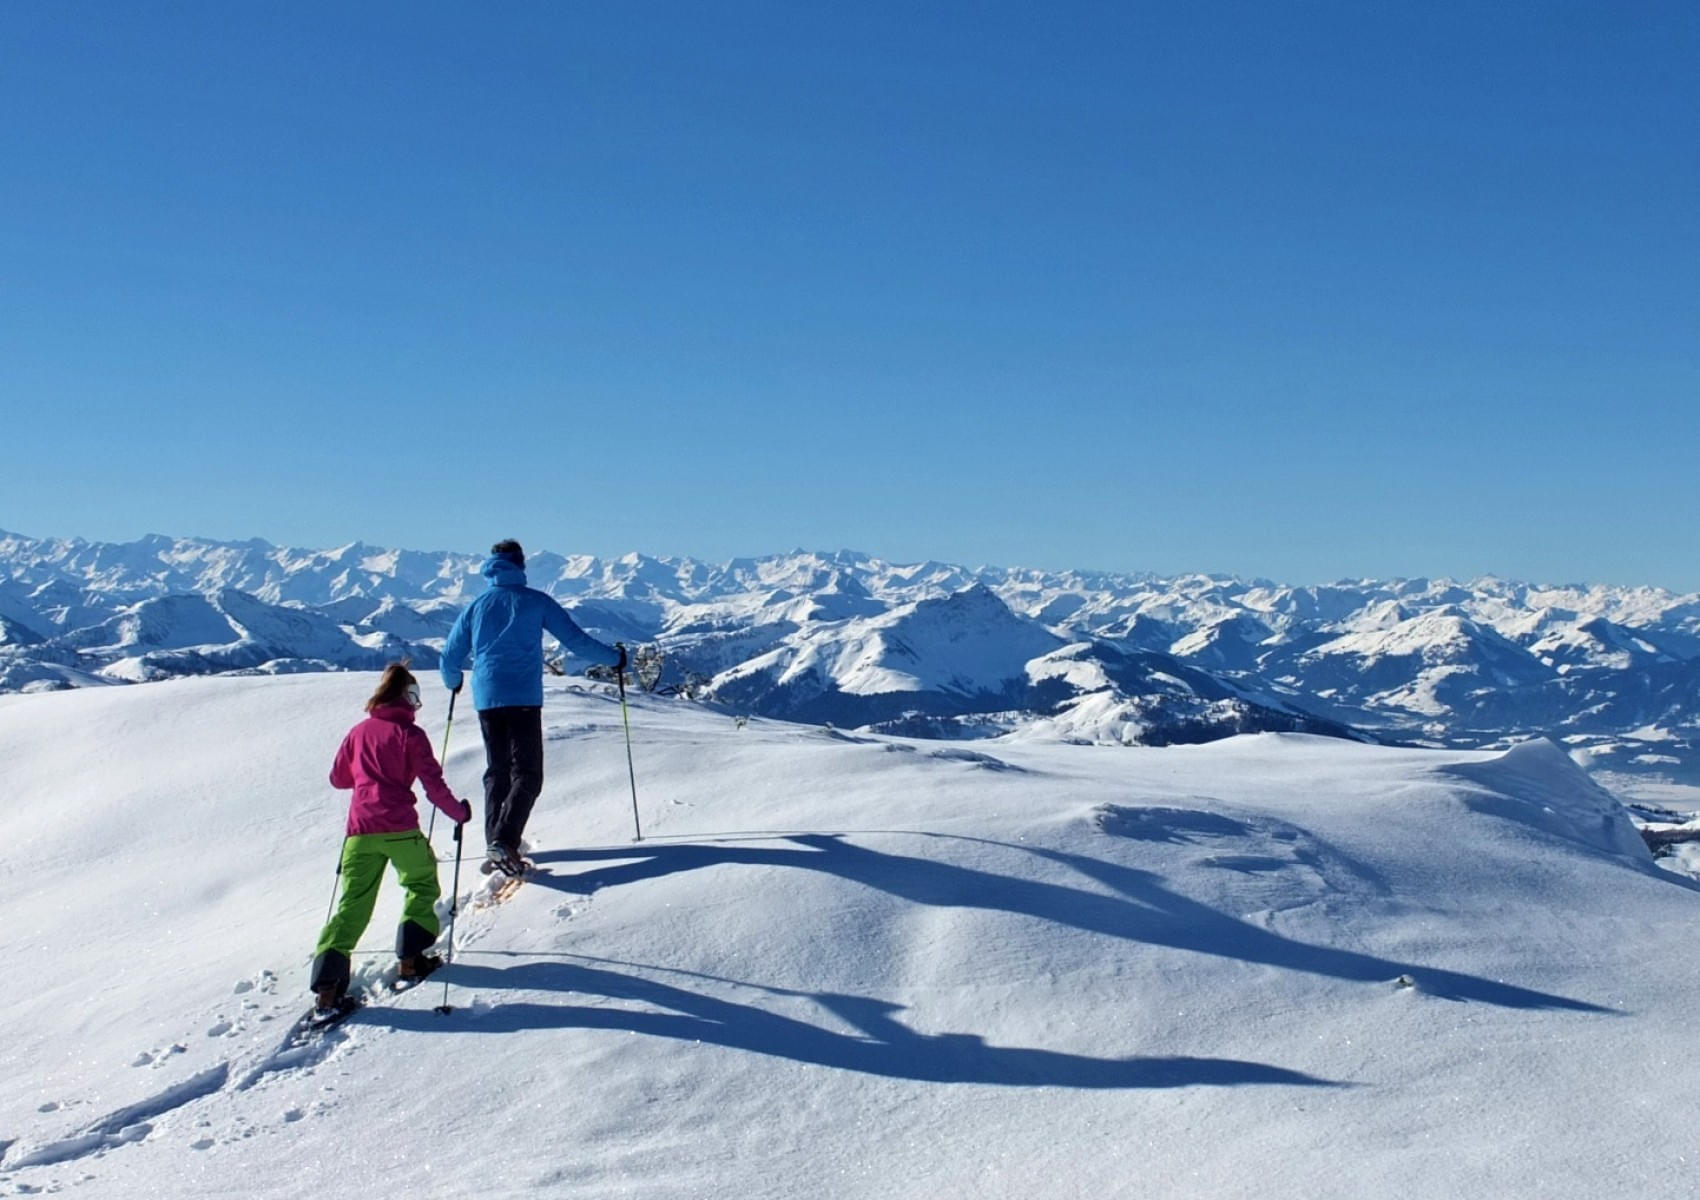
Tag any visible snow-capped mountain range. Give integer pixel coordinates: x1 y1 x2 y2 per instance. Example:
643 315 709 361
3 528 1697 791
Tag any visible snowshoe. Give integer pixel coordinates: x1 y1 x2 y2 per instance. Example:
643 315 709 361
481 844 527 877
300 994 361 1035
472 863 531 909
393 952 444 990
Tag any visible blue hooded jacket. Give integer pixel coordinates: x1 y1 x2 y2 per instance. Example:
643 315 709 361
440 556 621 711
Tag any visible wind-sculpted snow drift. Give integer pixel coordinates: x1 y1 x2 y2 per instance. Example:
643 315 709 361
1 529 1697 789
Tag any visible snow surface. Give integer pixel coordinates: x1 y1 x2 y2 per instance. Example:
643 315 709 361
3 674 1699 1198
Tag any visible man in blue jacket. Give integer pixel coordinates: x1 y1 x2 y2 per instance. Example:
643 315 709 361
441 539 624 875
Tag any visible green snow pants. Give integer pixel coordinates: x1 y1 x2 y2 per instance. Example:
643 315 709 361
314 830 442 963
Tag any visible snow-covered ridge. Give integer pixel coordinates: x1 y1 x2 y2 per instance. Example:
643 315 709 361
2 674 1697 1197
2 529 1698 792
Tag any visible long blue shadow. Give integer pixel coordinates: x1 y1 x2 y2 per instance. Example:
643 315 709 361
371 958 1341 1089
529 836 1610 1013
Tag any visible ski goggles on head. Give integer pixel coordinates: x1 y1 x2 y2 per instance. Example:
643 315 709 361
405 683 422 709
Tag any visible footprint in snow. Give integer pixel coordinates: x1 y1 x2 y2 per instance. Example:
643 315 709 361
131 1045 187 1068
232 970 280 997
9 1064 230 1171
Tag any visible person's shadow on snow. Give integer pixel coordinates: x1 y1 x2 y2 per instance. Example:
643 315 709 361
371 955 1342 1090
522 834 1611 1013
367 831 1612 1086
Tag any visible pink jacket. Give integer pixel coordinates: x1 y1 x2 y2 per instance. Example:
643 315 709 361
330 705 471 836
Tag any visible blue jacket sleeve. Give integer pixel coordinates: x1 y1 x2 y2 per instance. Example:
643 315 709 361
540 596 620 668
441 603 472 691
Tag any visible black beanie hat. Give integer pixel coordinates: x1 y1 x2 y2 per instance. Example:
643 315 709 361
491 539 525 568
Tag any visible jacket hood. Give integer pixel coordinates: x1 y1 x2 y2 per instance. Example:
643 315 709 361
482 556 528 588
369 704 418 724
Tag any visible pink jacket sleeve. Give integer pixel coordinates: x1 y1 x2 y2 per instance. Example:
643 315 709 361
408 726 470 824
330 732 355 790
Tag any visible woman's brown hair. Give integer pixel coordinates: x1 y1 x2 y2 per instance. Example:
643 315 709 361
366 660 417 712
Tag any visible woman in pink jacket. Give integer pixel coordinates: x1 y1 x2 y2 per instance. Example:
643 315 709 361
308 662 472 1011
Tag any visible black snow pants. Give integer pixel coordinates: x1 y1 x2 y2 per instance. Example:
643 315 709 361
479 705 545 851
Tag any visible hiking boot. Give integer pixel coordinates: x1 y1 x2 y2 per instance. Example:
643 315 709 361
397 952 443 981
314 984 343 1013
484 843 524 876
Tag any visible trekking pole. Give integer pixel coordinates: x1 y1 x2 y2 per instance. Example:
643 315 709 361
435 821 464 1015
427 688 459 843
322 837 348 926
616 649 642 842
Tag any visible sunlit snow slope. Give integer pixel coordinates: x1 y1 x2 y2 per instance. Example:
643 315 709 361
2 675 1697 1199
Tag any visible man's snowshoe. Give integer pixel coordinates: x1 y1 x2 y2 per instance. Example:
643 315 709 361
481 844 528 877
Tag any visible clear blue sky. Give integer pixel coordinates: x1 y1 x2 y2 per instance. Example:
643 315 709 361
2 2 1695 589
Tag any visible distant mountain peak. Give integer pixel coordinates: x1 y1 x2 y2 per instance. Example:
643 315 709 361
3 531 1699 783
